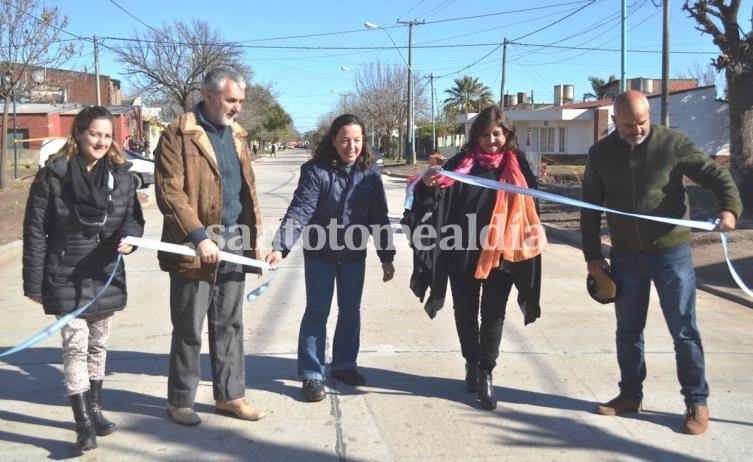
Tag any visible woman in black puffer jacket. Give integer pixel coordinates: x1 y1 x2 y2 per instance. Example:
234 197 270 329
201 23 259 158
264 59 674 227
22 106 144 453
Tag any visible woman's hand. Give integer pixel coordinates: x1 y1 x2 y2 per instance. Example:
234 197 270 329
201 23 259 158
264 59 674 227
27 295 42 304
422 168 442 188
118 239 134 255
264 250 283 269
382 262 395 282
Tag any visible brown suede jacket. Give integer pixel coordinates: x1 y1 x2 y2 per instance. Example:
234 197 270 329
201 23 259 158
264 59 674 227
154 109 262 281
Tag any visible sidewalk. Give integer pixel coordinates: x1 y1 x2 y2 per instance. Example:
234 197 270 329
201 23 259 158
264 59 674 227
0 151 752 461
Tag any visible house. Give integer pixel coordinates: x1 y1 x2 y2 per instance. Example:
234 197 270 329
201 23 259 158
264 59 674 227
457 83 728 175
1 65 169 164
2 103 142 166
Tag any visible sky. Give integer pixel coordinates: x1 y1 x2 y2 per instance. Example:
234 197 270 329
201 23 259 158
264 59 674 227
54 0 753 133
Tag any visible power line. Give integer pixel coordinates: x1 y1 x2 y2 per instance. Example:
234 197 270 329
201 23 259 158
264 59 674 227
108 0 161 35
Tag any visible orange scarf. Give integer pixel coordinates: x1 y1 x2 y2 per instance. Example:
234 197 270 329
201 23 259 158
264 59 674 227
473 151 547 279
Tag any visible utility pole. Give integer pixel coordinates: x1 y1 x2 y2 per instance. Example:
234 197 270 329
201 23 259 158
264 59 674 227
661 0 670 127
430 73 435 152
620 0 627 91
397 19 424 164
499 38 508 108
94 35 101 106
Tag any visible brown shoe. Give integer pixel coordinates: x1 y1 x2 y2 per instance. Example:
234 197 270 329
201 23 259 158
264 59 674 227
683 404 709 435
166 404 201 426
215 398 266 421
595 395 642 416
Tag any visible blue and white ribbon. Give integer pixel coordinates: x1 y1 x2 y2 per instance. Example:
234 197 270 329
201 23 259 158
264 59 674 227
123 236 274 302
404 168 750 297
1 253 123 358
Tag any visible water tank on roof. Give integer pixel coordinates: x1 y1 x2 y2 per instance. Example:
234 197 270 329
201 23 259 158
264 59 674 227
563 85 574 104
554 85 563 106
631 78 654 94
517 92 528 105
503 94 516 107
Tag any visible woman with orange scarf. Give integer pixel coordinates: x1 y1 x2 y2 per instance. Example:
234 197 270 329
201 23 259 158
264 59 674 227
405 105 546 410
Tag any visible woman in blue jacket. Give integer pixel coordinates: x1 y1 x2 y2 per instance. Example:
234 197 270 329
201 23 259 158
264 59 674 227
265 114 395 402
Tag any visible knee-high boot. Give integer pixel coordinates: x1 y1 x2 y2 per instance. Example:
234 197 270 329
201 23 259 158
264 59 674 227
89 380 117 436
69 393 97 451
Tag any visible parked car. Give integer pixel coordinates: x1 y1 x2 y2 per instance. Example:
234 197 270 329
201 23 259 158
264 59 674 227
125 149 154 189
372 145 384 174
38 137 68 169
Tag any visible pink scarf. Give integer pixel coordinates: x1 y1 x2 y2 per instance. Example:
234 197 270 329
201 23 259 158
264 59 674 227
437 147 547 278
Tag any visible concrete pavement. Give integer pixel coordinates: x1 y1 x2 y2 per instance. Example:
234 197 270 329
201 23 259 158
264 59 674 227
1 150 752 461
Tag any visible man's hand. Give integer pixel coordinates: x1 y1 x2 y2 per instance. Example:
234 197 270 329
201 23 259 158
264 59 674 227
382 262 395 282
264 250 283 269
197 239 220 264
587 259 610 279
714 210 737 232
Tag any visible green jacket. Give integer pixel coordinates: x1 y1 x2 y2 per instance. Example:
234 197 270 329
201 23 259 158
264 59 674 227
580 124 742 261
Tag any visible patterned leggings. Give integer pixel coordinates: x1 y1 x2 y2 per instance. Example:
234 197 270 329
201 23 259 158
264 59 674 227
59 313 114 396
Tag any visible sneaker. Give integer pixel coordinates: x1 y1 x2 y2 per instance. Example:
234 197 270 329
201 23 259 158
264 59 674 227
682 404 709 435
595 395 642 416
302 379 325 402
330 368 366 386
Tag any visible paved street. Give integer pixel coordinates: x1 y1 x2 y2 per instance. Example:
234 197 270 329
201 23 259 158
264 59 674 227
1 149 752 461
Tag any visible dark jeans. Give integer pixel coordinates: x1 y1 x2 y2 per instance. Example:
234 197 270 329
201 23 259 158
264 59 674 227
167 237 246 407
298 257 365 380
449 268 514 372
610 244 708 406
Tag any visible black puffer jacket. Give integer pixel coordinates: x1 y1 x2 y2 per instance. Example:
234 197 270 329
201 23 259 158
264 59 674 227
22 154 145 316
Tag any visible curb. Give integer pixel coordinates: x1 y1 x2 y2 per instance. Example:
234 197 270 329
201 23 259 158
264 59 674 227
0 240 22 259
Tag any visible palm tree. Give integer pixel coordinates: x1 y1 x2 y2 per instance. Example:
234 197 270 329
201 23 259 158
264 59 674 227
443 75 494 114
583 74 617 101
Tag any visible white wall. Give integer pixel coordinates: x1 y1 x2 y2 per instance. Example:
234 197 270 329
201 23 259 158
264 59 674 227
648 87 729 156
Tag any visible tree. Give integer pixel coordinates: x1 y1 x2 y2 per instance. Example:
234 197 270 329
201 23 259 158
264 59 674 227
684 1 753 210
114 19 249 120
352 61 411 160
583 74 617 101
0 0 76 189
674 61 718 86
442 75 493 115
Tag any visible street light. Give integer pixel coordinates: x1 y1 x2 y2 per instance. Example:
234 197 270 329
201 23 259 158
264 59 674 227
364 21 415 164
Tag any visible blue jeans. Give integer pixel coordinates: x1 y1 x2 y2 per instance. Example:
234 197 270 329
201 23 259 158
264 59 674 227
610 244 708 406
298 257 365 380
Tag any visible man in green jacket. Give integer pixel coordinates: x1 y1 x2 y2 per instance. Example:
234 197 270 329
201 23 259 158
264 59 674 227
580 90 741 435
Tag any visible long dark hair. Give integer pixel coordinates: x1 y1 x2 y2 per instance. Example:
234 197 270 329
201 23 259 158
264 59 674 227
465 105 520 153
59 106 126 165
313 113 373 170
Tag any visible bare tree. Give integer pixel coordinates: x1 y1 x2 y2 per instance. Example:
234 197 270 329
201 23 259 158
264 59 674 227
674 61 717 86
113 19 250 118
352 61 414 160
684 1 753 210
0 0 76 189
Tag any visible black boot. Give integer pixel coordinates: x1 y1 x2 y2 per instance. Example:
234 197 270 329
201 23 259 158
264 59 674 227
465 362 478 392
69 393 97 452
477 369 497 410
89 380 117 436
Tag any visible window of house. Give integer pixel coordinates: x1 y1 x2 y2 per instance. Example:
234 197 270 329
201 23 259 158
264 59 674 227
540 127 555 153
559 127 566 153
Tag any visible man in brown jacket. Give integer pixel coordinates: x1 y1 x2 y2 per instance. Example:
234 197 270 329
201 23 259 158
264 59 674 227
154 66 265 426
